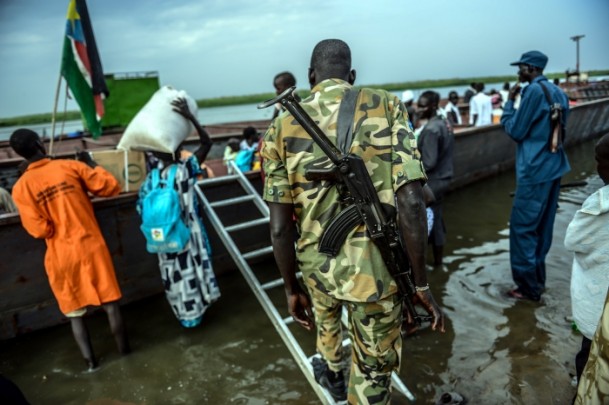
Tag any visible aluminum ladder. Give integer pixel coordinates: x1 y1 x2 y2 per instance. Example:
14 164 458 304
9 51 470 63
194 161 415 404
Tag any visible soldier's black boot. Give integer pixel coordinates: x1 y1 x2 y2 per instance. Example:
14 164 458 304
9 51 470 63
312 357 347 402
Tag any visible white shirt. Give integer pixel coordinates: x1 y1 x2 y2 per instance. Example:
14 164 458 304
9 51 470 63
499 89 509 108
565 184 609 339
240 139 258 151
469 93 493 126
443 101 462 125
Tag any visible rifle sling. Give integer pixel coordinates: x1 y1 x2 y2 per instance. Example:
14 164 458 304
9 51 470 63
538 81 563 151
538 80 553 106
337 88 360 154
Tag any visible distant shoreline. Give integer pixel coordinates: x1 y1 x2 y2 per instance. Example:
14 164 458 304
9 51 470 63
2 70 608 128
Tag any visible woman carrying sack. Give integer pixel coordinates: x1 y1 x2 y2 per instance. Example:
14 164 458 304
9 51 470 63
137 97 220 327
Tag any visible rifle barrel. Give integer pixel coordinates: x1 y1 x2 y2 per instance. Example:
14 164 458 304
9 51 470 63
258 86 343 165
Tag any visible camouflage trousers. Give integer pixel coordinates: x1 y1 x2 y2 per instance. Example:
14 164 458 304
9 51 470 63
575 294 609 404
308 287 402 405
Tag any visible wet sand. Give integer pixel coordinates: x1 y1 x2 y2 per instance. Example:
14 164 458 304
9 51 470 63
0 138 600 404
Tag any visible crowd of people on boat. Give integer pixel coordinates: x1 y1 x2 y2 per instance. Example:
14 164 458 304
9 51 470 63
400 80 525 132
3 39 609 405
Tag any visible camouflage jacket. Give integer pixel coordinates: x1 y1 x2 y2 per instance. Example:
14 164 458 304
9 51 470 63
261 79 426 302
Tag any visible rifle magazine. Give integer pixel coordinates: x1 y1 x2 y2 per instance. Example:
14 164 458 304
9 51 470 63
318 204 362 256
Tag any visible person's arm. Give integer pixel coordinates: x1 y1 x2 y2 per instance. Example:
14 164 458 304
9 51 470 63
469 98 477 126
418 124 440 172
389 94 444 332
396 182 444 332
501 84 545 142
564 191 605 263
268 202 314 330
171 98 212 163
11 184 54 238
445 106 453 125
261 119 314 330
75 152 121 197
422 184 436 207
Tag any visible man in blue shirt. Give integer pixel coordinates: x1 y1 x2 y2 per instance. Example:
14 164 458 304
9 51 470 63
501 50 570 301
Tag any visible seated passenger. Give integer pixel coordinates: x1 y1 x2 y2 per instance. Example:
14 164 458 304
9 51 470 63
0 186 17 214
223 138 240 173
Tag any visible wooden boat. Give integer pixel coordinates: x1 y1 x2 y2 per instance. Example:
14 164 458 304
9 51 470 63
1 96 609 340
450 97 609 189
0 167 268 340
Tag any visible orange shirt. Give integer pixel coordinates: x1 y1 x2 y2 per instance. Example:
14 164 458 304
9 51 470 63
12 159 122 314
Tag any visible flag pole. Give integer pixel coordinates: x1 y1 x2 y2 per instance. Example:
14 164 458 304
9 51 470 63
49 72 63 157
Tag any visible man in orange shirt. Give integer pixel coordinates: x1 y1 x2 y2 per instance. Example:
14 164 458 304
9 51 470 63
10 128 130 371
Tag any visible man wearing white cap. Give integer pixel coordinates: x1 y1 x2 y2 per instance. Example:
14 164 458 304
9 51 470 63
402 89 416 129
500 50 570 302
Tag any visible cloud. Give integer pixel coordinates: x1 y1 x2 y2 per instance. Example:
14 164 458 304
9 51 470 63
0 0 608 118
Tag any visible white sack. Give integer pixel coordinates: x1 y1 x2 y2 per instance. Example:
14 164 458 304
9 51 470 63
117 86 198 154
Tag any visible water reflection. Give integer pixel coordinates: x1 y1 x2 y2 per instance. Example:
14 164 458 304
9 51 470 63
409 138 598 404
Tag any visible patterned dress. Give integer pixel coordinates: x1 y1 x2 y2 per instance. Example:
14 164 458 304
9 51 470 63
138 156 220 327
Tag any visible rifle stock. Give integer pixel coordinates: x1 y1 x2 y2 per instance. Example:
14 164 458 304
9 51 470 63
259 87 432 326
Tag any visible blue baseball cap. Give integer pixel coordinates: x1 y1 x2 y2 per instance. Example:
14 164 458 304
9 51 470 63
510 50 548 69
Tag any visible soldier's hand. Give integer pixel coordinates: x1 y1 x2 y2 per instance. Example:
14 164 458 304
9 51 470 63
415 290 445 332
286 287 315 331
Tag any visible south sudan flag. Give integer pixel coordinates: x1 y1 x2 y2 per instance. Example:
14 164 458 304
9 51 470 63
61 0 108 139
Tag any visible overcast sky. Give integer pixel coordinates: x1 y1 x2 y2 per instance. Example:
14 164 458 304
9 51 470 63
1 0 608 118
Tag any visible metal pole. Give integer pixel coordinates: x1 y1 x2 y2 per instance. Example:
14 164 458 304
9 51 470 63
575 38 580 73
49 73 63 156
570 34 585 75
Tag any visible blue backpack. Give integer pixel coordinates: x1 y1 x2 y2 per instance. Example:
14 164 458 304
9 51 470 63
235 149 254 172
139 165 190 254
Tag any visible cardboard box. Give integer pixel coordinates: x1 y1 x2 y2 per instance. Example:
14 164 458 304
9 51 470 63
89 149 147 192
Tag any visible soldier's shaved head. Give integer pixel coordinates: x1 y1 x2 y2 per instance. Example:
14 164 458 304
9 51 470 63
309 39 355 86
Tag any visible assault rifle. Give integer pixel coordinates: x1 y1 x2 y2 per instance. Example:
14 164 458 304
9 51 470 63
539 81 566 153
258 86 432 326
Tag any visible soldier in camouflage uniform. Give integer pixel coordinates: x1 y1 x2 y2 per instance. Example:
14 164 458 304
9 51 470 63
262 39 444 404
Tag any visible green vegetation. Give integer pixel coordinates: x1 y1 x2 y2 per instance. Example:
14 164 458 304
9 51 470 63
366 69 609 92
0 111 83 127
195 89 313 108
3 70 608 128
196 92 280 108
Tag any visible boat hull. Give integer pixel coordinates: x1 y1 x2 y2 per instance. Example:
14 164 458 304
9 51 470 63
451 98 609 189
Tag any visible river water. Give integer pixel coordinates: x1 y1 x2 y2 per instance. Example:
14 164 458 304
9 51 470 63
0 137 601 404
0 82 514 142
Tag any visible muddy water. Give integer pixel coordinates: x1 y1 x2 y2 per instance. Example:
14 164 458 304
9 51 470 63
405 139 599 405
0 138 601 405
